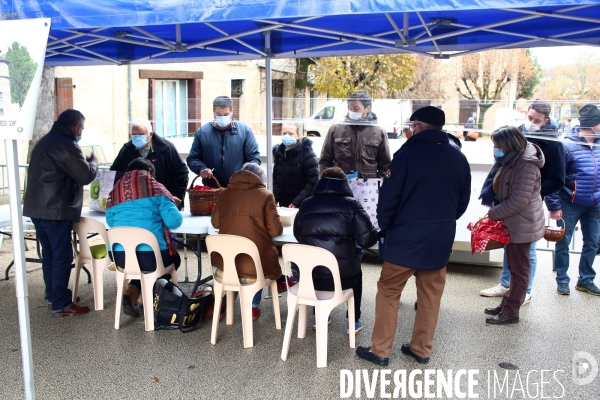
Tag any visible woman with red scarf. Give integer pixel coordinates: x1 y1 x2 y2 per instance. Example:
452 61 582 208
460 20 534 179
106 158 182 317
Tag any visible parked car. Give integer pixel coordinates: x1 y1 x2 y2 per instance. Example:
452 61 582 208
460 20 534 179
304 99 412 139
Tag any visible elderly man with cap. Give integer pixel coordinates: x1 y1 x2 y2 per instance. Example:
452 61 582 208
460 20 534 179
111 119 189 209
546 104 600 296
319 90 391 178
356 106 471 366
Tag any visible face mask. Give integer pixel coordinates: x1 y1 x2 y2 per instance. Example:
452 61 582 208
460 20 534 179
281 135 297 146
76 136 82 143
493 148 505 159
524 120 541 133
215 115 231 128
132 135 148 148
348 111 363 120
592 128 600 139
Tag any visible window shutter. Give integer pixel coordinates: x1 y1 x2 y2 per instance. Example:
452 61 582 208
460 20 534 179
55 78 74 119
148 79 155 131
187 79 202 133
232 93 241 121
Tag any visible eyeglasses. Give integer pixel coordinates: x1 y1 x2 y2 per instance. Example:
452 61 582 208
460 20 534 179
409 124 422 132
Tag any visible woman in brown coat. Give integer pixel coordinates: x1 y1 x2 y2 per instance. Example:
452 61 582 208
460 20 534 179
211 162 284 319
479 125 545 325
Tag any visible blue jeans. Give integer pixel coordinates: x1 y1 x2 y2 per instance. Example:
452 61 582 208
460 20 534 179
31 218 74 312
500 242 537 293
555 198 600 285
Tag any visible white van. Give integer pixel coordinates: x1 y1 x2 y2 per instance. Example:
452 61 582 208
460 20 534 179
304 99 412 138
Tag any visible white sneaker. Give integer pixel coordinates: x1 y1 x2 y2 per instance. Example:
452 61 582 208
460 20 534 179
480 284 509 297
522 293 532 305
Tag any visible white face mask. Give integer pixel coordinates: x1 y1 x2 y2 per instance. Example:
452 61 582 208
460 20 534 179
524 120 541 133
348 111 363 120
215 115 231 128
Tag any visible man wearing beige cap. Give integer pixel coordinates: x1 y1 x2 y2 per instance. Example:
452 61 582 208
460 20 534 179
356 106 471 366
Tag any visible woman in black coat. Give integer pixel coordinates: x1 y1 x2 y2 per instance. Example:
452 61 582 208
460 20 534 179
272 124 319 208
293 167 378 334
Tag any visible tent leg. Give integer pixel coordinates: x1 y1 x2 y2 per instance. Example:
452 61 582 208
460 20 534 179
5 139 35 400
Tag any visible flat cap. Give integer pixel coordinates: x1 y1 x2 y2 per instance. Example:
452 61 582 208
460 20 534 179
410 106 445 127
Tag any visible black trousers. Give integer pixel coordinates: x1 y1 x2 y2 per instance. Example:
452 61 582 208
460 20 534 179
312 272 363 320
111 250 181 291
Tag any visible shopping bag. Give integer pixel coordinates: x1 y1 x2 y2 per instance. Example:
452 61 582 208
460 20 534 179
153 278 210 332
89 170 116 212
348 178 381 229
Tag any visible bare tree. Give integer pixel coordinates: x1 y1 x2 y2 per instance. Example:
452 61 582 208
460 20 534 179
541 50 600 101
456 49 535 131
397 55 449 99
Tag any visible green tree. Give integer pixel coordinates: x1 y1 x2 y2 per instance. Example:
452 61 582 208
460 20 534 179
5 41 38 106
516 49 541 99
312 54 416 98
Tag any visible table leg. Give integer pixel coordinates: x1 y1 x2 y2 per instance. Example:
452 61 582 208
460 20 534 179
192 234 213 294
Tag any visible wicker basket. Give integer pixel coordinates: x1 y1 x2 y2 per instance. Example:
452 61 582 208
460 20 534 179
544 218 565 242
471 216 509 251
187 175 223 216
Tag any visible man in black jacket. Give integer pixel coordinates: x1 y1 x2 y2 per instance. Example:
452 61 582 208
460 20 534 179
110 119 189 209
356 106 471 366
24 109 98 317
479 100 565 301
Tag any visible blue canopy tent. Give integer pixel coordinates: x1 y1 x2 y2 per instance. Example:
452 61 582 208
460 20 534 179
3 1 600 398
2 0 598 65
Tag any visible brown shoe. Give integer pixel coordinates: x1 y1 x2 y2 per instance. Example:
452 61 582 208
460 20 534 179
52 304 90 317
486 312 519 325
123 285 140 317
484 306 502 316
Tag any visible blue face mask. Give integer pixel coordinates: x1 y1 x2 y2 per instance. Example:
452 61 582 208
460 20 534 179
493 148 505 159
132 135 148 148
281 135 297 146
215 115 231 128
76 136 82 143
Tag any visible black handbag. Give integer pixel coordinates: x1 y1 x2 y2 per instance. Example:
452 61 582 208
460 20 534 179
153 278 211 333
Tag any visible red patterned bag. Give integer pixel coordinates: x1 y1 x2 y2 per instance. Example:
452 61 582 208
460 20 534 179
467 217 510 254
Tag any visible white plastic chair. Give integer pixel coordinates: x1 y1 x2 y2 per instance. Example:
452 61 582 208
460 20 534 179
206 234 281 348
107 227 178 331
71 217 111 310
280 244 355 368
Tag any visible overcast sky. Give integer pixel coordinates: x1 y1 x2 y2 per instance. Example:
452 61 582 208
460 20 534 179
529 45 600 69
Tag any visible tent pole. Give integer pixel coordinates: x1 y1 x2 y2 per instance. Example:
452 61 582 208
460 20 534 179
5 139 35 400
265 32 273 191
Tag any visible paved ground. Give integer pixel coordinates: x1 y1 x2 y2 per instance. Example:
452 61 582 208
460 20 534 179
0 235 598 399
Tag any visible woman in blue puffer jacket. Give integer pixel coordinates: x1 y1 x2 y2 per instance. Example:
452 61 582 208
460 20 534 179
106 158 183 317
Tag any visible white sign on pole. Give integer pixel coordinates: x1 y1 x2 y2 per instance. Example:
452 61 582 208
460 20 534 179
0 18 50 140
0 17 51 400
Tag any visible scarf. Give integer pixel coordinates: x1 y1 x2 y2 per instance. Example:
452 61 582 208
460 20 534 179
107 170 177 255
479 151 520 207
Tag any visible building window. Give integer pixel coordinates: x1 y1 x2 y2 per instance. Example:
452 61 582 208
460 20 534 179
231 79 243 95
154 80 188 138
231 79 244 121
0 108 4 116
0 91 3 103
